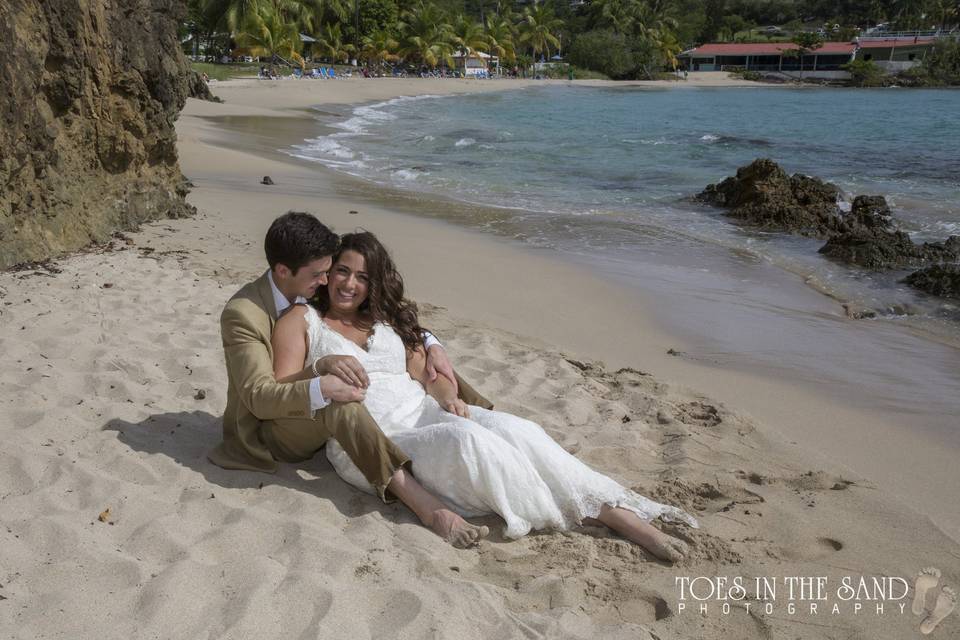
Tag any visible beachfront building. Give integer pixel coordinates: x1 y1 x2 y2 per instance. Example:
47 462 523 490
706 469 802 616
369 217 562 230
453 51 498 77
678 36 939 79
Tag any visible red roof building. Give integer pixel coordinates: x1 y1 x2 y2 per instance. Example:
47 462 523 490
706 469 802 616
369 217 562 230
678 37 938 72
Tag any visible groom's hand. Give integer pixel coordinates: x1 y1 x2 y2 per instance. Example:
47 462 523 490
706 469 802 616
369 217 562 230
314 355 369 388
426 345 458 394
319 375 366 403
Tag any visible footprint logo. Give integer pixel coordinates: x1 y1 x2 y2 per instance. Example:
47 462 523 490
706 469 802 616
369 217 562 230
913 568 941 616
920 587 956 635
912 567 957 635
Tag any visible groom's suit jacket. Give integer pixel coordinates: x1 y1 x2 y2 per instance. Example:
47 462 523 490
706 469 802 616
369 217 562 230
208 273 309 472
208 272 495 473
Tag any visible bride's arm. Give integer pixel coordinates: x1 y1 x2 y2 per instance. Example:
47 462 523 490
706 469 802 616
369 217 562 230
407 346 469 418
271 305 315 383
272 306 367 403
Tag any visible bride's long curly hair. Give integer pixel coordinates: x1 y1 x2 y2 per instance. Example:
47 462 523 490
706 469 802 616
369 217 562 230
313 231 426 351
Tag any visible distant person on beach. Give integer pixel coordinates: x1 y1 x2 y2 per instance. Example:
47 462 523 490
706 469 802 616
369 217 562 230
270 230 698 562
208 212 492 547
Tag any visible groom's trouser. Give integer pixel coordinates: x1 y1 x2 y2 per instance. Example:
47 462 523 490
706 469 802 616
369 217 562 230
261 373 492 501
262 402 410 502
453 372 493 410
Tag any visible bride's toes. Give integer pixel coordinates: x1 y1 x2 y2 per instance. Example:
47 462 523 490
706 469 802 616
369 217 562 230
431 509 489 548
648 535 688 563
450 524 489 549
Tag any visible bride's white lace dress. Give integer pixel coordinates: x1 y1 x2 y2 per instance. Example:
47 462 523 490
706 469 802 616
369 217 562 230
305 306 698 538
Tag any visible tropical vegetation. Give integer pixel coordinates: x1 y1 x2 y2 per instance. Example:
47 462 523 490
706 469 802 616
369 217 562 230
181 0 960 81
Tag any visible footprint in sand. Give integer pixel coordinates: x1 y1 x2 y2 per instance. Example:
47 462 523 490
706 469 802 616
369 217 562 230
921 586 957 635
913 567 942 616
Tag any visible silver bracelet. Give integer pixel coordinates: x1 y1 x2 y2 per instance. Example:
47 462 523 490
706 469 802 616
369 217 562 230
311 359 321 378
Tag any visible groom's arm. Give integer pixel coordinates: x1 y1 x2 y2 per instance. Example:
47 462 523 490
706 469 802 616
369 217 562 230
222 303 313 420
421 331 458 393
420 330 494 410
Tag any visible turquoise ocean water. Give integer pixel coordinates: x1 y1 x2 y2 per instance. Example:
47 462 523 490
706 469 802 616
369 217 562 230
287 85 960 432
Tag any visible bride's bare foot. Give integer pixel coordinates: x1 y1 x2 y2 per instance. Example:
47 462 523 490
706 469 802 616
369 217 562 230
596 505 690 563
646 531 689 563
430 509 489 548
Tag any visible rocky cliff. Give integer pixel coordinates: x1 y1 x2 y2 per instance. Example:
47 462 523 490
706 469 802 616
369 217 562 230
0 0 194 269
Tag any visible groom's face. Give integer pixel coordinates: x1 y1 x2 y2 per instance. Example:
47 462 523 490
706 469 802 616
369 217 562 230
277 256 333 300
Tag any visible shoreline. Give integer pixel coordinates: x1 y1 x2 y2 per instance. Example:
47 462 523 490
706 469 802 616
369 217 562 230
182 80 960 540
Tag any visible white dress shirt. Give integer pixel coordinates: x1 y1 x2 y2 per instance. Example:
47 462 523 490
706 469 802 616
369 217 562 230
266 270 442 414
268 270 329 412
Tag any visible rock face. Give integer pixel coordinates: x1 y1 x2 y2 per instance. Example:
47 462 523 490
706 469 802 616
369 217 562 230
187 70 222 103
904 265 960 299
0 0 195 269
694 158 842 238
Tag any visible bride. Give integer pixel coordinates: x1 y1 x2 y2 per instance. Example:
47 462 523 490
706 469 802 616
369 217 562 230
271 231 697 562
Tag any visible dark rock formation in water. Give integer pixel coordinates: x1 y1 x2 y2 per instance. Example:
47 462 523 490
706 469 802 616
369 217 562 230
819 197 960 269
820 227 960 270
0 0 195 269
697 161 960 271
904 264 960 299
694 158 842 238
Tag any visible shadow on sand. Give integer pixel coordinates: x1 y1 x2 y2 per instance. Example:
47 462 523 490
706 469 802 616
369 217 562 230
102 410 405 521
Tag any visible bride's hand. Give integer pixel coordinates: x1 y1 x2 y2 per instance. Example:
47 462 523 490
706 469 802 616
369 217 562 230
314 355 369 388
441 398 470 419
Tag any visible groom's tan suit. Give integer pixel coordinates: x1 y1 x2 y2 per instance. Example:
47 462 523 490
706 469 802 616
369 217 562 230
208 272 491 499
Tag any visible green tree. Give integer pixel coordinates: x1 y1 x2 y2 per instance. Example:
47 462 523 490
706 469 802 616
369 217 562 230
361 28 400 70
452 14 490 59
928 0 959 31
568 29 635 77
485 14 517 64
919 38 960 84
398 1 455 68
518 2 563 64
316 21 356 61
235 0 306 69
786 31 823 81
841 58 884 85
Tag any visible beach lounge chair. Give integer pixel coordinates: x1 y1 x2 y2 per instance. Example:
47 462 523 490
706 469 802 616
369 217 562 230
328 68 338 79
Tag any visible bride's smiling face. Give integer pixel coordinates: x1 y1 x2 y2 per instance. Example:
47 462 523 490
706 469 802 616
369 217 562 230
327 250 369 313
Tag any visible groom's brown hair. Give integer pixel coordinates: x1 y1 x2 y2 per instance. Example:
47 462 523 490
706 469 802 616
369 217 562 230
264 211 339 273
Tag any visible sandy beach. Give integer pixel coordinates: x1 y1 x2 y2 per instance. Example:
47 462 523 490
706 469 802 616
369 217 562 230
2 76 959 639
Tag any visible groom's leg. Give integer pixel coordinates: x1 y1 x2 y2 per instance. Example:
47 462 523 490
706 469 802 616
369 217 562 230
263 402 410 502
454 372 493 409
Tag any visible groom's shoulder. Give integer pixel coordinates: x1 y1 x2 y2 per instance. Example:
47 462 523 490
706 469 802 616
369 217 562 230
221 279 268 322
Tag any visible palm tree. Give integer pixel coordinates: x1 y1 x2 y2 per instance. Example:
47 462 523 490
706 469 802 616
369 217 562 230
236 0 306 69
361 28 400 71
652 27 681 77
452 14 490 69
518 2 562 65
485 14 517 65
223 0 268 33
316 21 355 62
591 0 640 34
398 1 455 69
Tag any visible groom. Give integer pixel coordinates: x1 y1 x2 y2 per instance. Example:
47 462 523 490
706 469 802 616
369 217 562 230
208 211 492 547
